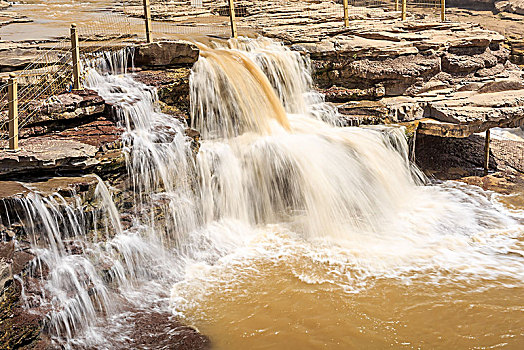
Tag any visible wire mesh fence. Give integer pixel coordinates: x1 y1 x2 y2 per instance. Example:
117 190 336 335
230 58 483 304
118 0 232 39
0 39 74 148
0 1 141 149
347 0 442 20
231 0 344 33
407 0 441 19
348 0 397 19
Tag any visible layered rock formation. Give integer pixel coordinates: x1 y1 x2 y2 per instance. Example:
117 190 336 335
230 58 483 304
495 0 524 14
448 0 524 13
270 20 524 138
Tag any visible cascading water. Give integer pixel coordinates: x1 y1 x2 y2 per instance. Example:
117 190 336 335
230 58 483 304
8 38 523 349
174 38 524 349
7 180 119 347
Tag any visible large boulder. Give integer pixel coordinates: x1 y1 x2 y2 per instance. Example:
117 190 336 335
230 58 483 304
134 41 199 68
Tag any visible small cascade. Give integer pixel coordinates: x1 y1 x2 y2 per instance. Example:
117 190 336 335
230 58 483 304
6 180 117 346
228 38 340 124
83 48 135 76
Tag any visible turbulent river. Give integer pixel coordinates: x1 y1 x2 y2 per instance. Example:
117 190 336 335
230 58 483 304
9 37 524 349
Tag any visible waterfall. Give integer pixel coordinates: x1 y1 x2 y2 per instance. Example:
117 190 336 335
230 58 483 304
6 39 523 349
190 39 427 238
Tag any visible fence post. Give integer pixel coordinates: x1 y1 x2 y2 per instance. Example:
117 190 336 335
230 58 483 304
70 24 82 91
8 73 18 151
401 0 407 20
143 0 152 43
441 0 446 22
395 0 399 12
484 128 490 175
228 0 237 38
343 0 349 27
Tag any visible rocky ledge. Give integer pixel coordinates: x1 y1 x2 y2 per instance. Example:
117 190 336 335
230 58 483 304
0 89 123 179
276 19 524 138
0 42 199 179
0 175 101 349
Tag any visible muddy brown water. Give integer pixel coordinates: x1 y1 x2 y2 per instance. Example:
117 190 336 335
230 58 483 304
176 263 524 349
170 204 524 349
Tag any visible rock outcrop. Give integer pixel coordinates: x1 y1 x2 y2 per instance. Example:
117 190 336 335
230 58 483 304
447 0 496 9
496 0 524 14
134 41 200 68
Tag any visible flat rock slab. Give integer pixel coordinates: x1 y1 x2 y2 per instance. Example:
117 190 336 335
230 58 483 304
338 84 524 137
0 137 98 177
496 0 524 15
0 48 69 72
0 180 28 199
0 175 99 200
427 89 524 129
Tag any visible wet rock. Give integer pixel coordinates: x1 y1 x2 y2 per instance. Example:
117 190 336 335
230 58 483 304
134 41 200 68
415 133 492 178
0 90 107 134
134 68 191 115
123 311 211 350
25 90 105 125
416 130 524 180
0 174 104 350
0 87 123 178
47 117 122 148
0 244 12 294
0 279 47 350
0 176 100 227
0 138 98 178
459 171 524 195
